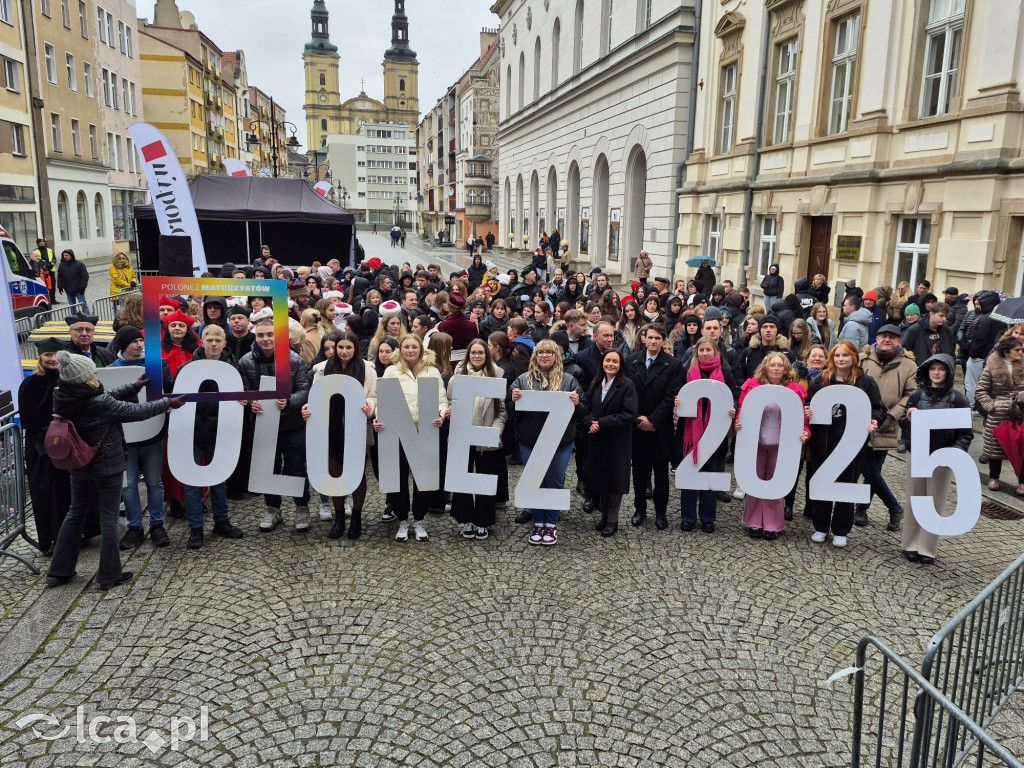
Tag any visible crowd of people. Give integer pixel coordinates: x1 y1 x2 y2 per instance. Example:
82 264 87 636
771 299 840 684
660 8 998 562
22 246 1008 590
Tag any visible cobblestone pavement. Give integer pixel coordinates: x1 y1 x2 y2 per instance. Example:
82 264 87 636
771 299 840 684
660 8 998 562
1 448 1023 767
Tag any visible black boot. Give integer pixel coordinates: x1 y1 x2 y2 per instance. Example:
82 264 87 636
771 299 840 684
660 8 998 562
595 513 608 532
784 504 794 521
631 510 646 527
582 497 595 513
346 509 362 539
186 528 204 550
330 513 347 539
655 511 668 530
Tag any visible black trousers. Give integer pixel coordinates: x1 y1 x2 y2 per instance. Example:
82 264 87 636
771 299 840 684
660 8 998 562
450 449 504 527
26 441 71 552
632 433 669 515
388 449 429 521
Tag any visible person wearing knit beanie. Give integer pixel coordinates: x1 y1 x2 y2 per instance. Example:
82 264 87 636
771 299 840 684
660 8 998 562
114 326 144 354
56 349 96 383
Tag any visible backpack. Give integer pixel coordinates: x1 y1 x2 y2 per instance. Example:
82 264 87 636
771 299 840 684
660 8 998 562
44 415 107 470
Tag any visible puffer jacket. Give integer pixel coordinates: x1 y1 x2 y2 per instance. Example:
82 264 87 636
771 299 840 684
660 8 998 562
760 265 784 298
507 370 583 448
51 380 172 476
837 307 871 350
901 354 972 453
56 250 89 296
860 345 918 451
975 352 1024 461
237 343 310 432
968 290 1007 360
377 351 447 428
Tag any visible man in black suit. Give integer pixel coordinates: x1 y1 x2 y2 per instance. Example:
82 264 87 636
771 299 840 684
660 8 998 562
626 324 685 529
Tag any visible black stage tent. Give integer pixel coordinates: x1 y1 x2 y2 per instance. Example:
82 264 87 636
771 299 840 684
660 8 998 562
134 176 357 272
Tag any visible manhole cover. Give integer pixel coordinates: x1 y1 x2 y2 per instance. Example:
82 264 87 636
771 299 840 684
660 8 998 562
981 500 1024 521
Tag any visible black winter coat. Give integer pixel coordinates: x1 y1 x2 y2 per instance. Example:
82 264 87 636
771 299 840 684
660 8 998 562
581 377 639 493
51 380 171 476
761 267 784 297
65 340 115 368
56 253 89 296
507 371 583 448
18 370 60 445
900 354 972 453
807 371 887 455
625 350 685 452
237 344 310 433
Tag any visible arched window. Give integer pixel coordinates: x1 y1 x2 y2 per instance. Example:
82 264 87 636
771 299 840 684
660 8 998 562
552 19 561 88
400 78 406 91
574 1 585 74
319 73 326 86
534 37 541 101
518 52 525 110
57 191 70 240
321 118 328 131
506 65 512 114
76 191 88 239
94 193 104 237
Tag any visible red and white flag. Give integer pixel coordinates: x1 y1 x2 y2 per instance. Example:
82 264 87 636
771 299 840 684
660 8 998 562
314 181 333 197
224 158 251 177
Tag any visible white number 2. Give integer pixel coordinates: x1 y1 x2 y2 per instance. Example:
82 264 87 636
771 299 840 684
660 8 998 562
807 386 871 504
674 379 733 491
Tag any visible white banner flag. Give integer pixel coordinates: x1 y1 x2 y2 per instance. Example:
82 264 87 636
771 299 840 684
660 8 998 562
223 158 250 177
314 181 333 197
127 122 208 275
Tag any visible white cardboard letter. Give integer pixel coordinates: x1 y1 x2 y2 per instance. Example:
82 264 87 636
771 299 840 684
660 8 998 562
513 390 574 510
807 385 872 504
95 366 165 444
305 375 368 496
910 408 981 536
248 375 306 497
376 377 440 492
445 375 506 495
734 385 803 498
675 379 733 491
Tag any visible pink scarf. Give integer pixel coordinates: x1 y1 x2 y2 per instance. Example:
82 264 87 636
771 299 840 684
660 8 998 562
682 357 726 465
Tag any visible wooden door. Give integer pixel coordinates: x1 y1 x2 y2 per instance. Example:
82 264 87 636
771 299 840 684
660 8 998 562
807 217 832 280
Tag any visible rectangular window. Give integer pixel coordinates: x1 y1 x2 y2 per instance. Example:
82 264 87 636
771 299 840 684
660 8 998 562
893 217 931 290
4 58 18 92
84 62 93 97
605 0 614 53
50 113 62 152
101 67 110 105
773 40 797 144
0 0 11 25
758 217 777 278
89 124 97 158
122 79 129 112
11 123 25 156
109 72 118 109
79 1 87 37
115 134 123 171
71 118 81 156
704 214 722 264
920 0 964 117
106 11 114 47
44 43 57 83
107 131 115 164
65 53 76 91
644 0 653 28
828 14 859 135
719 64 737 154
41 0 50 16
125 27 133 58
97 7 106 43
129 82 136 114
126 137 134 172
118 20 127 53
61 0 70 28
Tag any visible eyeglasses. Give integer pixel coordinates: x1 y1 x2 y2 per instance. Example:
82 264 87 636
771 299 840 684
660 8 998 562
536 351 556 356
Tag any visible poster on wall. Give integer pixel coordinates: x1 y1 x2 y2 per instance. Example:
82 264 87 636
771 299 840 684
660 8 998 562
609 208 621 262
522 209 529 240
557 209 565 239
580 207 590 255
539 208 546 236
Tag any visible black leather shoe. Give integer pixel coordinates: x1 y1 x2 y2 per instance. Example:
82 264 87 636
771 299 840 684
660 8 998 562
680 520 695 532
600 523 617 537
212 519 244 538
514 510 531 524
655 512 668 530
631 511 645 527
903 550 921 562
45 571 76 588
784 504 794 521
919 556 935 565
329 518 346 539
748 527 764 539
98 571 134 591
582 498 595 514
853 506 869 527
701 522 716 533
595 515 608 532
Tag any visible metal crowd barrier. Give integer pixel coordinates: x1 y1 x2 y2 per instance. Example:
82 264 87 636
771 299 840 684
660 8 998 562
0 420 37 573
916 552 1024 765
851 637 1022 768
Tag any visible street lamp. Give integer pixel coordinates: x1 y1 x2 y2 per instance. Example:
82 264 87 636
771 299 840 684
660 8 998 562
244 97 300 178
339 185 348 209
394 194 402 225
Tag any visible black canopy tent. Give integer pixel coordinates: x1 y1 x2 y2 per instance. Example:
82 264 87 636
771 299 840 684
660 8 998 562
134 176 357 271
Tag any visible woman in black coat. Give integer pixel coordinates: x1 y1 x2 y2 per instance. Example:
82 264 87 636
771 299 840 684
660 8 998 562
467 254 488 291
46 351 182 590
581 348 639 537
17 338 73 555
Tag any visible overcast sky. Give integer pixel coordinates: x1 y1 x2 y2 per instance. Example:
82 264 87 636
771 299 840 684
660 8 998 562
144 0 501 148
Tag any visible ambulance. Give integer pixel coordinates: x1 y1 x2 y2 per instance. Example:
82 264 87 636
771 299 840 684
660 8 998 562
1 225 51 319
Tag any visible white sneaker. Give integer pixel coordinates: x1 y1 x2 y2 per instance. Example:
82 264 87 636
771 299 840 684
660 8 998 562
413 521 428 541
319 501 333 521
732 488 746 500
461 523 476 539
260 507 282 532
832 535 848 548
395 521 409 541
294 507 310 531
811 531 828 544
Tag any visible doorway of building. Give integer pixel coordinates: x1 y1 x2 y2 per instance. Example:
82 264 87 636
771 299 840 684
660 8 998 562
807 216 832 282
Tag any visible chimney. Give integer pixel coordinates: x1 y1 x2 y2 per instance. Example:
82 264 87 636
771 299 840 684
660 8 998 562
153 0 183 28
480 28 499 59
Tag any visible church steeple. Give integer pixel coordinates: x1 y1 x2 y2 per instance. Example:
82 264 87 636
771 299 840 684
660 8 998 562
384 0 418 63
305 0 338 54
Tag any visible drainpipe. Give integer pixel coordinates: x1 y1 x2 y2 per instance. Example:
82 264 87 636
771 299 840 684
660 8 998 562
670 1 701 279
740 9 772 288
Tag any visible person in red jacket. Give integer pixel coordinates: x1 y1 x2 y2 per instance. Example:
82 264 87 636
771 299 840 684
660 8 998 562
160 309 200 377
437 291 478 362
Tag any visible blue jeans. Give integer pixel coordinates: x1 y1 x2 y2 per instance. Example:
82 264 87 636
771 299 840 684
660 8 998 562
185 445 229 528
48 471 124 584
67 292 90 313
264 429 309 509
123 441 165 529
861 449 900 511
680 456 724 524
965 358 984 407
519 442 574 525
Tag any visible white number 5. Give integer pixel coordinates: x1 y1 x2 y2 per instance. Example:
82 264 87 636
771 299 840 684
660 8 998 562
909 408 980 536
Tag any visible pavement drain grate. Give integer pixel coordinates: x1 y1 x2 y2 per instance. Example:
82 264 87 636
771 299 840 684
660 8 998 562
981 499 1024 521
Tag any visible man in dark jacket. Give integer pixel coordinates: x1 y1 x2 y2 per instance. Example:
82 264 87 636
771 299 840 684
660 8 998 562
965 289 1006 403
226 305 255 360
943 287 970 341
626 324 685 530
678 309 740 374
56 248 89 311
902 302 956 365
179 325 245 549
769 295 802 336
238 317 311 533
792 278 817 318
760 264 784 307
740 315 796 380
575 321 616 388
65 314 115 367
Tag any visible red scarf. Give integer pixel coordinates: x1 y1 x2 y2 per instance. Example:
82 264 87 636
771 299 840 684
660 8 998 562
682 357 725 465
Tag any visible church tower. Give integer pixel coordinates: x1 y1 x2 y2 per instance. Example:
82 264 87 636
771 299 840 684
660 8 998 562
303 0 340 148
382 0 419 121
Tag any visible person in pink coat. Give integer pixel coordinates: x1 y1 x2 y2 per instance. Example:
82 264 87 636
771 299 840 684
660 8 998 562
735 351 810 540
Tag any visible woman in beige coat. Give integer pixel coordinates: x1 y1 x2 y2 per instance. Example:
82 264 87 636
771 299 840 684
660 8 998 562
634 250 653 282
975 337 1024 494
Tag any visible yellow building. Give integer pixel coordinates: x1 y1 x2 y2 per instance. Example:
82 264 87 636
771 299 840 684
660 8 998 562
138 2 235 176
303 0 419 147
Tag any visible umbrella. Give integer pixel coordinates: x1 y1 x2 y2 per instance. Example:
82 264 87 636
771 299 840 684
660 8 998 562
993 418 1024 477
685 256 717 268
990 296 1024 326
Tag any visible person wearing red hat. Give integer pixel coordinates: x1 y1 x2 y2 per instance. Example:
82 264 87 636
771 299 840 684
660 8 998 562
161 310 199 377
862 290 889 345
158 295 180 320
